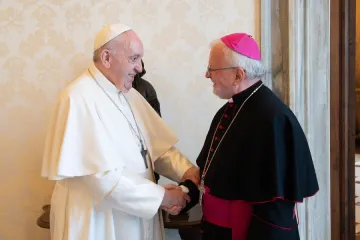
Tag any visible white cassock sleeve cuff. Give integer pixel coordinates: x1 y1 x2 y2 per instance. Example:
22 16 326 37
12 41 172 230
82 169 165 220
154 146 194 183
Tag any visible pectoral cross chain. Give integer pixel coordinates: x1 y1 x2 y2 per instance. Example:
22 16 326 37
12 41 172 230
199 179 205 206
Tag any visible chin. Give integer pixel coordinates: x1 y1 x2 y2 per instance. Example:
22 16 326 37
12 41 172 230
213 91 231 100
213 89 225 99
122 80 133 91
122 86 131 92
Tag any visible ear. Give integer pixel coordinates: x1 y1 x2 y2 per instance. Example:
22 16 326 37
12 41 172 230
100 49 112 68
234 67 245 84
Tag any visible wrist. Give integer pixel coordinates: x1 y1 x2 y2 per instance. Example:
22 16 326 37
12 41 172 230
161 188 170 207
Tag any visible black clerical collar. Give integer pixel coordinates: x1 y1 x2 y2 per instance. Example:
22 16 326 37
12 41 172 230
230 80 263 104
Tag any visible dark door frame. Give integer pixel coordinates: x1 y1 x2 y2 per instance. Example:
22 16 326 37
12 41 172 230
330 0 356 239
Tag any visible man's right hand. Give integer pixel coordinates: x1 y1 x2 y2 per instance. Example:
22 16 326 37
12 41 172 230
161 184 190 209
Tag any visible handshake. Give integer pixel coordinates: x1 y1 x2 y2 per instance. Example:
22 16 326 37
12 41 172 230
160 166 200 215
160 184 191 215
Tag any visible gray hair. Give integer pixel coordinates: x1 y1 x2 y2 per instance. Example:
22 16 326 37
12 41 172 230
93 42 117 62
210 40 266 80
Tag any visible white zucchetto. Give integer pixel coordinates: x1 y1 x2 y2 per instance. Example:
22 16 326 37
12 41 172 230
93 23 132 51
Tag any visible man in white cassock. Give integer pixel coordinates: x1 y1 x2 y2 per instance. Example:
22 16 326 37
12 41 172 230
41 23 199 240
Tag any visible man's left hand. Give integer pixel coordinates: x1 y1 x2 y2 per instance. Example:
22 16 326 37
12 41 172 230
181 167 200 186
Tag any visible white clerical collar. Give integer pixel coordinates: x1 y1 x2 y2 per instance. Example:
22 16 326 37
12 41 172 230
88 63 120 95
228 98 234 103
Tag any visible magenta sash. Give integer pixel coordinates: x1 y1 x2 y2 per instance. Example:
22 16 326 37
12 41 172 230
202 186 253 240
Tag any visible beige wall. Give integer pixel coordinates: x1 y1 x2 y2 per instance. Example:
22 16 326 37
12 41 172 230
0 1 260 239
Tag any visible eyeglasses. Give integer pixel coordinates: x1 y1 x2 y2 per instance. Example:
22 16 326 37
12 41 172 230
206 66 238 75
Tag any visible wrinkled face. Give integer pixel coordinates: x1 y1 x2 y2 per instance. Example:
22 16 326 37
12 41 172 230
205 45 238 99
109 31 144 92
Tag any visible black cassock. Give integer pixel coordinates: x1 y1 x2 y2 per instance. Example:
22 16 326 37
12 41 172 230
195 80 319 240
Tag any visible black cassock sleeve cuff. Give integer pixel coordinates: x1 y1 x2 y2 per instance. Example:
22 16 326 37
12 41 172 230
178 179 200 214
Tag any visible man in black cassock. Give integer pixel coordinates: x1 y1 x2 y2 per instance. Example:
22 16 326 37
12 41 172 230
132 60 162 117
195 33 319 240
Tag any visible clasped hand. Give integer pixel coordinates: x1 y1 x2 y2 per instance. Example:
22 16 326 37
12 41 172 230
161 184 190 215
160 167 200 215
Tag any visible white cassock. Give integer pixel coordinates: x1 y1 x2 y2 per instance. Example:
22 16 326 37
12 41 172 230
41 63 194 240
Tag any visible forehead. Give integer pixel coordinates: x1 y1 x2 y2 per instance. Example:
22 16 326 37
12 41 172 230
209 45 225 66
126 31 144 56
113 31 144 57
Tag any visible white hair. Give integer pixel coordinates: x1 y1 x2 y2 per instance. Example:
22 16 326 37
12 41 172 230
210 40 266 80
93 33 127 62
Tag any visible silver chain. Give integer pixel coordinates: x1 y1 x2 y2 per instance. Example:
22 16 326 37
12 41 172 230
88 69 146 150
201 83 264 181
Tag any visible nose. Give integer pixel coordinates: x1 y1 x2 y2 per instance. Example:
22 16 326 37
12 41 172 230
205 71 211 79
135 60 143 73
